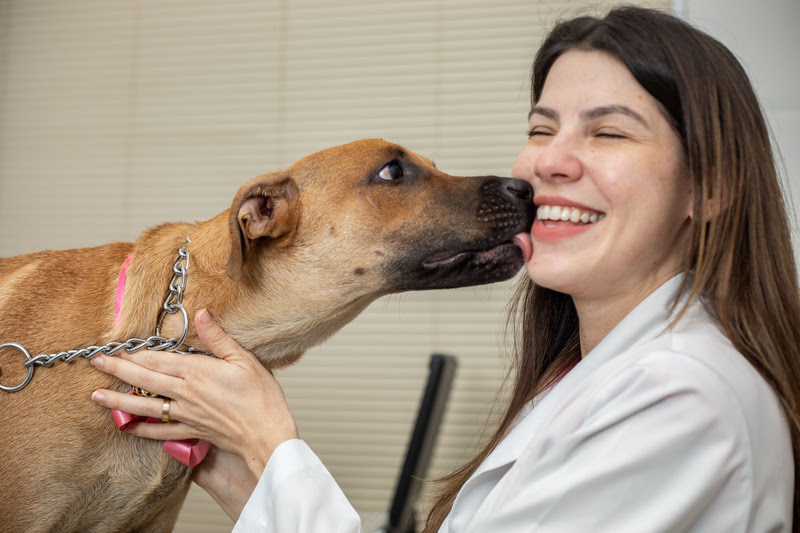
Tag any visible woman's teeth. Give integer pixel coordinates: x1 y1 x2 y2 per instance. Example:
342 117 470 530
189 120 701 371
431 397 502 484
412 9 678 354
536 205 605 224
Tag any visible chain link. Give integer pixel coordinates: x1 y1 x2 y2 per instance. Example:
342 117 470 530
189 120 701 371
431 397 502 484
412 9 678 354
0 239 208 393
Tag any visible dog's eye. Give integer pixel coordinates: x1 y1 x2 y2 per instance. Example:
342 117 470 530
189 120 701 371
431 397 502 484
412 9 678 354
377 162 403 182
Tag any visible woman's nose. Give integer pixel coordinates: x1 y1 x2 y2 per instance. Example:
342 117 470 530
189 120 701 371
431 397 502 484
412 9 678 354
523 136 583 184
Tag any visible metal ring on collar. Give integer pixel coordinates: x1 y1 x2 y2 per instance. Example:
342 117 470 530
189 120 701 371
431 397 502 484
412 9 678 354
155 304 189 350
0 343 35 392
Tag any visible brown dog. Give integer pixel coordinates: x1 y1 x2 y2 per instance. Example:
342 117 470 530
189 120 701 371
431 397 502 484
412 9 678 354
0 139 533 532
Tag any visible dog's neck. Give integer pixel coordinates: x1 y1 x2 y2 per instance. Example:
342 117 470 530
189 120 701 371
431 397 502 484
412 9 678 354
112 215 232 355
115 212 379 370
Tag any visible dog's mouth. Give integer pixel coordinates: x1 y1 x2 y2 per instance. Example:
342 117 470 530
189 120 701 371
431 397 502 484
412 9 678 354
388 238 526 292
421 241 520 270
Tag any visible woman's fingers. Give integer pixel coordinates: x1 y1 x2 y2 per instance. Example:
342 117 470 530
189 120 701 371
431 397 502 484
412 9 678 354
121 420 199 442
91 353 182 398
116 347 208 378
91 388 201 442
90 310 254 399
91 388 165 419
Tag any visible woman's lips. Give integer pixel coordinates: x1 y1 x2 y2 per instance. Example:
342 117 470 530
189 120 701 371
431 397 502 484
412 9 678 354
531 204 605 244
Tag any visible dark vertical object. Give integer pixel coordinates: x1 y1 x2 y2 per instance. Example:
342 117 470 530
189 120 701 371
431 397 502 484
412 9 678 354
383 353 457 533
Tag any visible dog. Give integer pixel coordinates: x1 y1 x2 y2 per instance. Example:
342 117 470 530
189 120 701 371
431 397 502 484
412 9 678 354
0 139 534 532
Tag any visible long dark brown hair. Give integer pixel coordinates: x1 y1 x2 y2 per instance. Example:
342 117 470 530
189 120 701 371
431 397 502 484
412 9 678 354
424 6 800 531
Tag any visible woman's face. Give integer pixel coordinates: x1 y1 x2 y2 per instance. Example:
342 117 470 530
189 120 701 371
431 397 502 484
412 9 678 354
512 50 692 309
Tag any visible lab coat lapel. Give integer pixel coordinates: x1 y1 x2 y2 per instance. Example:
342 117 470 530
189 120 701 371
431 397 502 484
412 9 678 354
454 277 684 531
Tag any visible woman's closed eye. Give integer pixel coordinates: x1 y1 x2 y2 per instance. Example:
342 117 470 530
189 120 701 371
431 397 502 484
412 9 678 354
593 127 629 139
527 128 554 138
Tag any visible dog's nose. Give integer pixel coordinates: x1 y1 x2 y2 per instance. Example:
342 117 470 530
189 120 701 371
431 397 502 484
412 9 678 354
499 178 533 202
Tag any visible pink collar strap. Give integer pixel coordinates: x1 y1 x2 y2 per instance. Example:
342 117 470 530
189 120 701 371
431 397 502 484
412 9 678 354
115 254 134 325
111 391 210 467
111 253 210 467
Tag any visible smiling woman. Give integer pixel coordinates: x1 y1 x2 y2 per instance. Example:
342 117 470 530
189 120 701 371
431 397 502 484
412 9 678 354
516 49 694 336
425 6 800 532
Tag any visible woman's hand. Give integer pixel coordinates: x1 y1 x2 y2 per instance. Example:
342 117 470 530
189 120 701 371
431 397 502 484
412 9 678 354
90 308 299 478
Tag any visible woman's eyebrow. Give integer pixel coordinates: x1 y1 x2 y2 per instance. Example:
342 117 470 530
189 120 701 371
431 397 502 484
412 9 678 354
528 106 558 121
528 104 649 128
581 104 649 127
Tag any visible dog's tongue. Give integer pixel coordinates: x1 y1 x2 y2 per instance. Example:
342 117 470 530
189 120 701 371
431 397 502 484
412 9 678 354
512 232 533 262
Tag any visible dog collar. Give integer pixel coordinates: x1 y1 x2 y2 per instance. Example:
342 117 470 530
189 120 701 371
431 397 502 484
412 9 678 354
110 252 210 467
115 253 134 325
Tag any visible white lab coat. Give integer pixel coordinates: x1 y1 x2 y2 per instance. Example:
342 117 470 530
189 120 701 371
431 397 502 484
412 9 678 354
233 277 793 532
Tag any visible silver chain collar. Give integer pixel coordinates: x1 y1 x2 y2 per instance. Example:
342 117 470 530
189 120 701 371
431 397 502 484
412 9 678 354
0 239 208 393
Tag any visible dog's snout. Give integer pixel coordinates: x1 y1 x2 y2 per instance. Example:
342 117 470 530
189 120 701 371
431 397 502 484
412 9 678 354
476 177 535 235
499 178 533 201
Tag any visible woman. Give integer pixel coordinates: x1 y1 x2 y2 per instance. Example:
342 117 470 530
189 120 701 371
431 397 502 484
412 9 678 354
91 6 800 531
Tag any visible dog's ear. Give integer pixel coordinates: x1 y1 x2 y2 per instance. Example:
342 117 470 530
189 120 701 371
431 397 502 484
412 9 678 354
227 172 299 282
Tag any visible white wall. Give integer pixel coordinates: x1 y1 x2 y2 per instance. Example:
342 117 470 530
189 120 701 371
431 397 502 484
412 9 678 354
678 0 800 247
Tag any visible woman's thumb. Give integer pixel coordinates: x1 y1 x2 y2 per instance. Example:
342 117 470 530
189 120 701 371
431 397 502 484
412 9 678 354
195 309 246 362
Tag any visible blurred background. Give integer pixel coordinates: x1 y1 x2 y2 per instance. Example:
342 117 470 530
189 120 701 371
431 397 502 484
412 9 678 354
1 0 797 530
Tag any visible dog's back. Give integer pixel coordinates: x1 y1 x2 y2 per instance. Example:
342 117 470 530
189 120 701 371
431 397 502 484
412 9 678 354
0 244 193 533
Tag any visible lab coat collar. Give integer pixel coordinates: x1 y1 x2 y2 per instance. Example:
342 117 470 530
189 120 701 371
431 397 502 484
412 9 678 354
463 275 686 481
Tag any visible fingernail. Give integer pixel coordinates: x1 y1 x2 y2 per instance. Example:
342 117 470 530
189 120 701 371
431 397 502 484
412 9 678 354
92 390 106 403
197 308 213 326
91 356 104 369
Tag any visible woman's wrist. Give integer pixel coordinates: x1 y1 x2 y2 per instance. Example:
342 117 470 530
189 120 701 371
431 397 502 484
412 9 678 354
192 446 259 522
243 452 270 480
243 429 299 479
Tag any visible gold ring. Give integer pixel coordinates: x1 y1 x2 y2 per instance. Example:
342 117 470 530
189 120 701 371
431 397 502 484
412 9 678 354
161 398 171 423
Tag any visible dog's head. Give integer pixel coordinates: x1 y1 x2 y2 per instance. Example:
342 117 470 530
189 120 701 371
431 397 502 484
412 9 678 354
227 139 533 292
220 139 534 364
226 139 533 292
